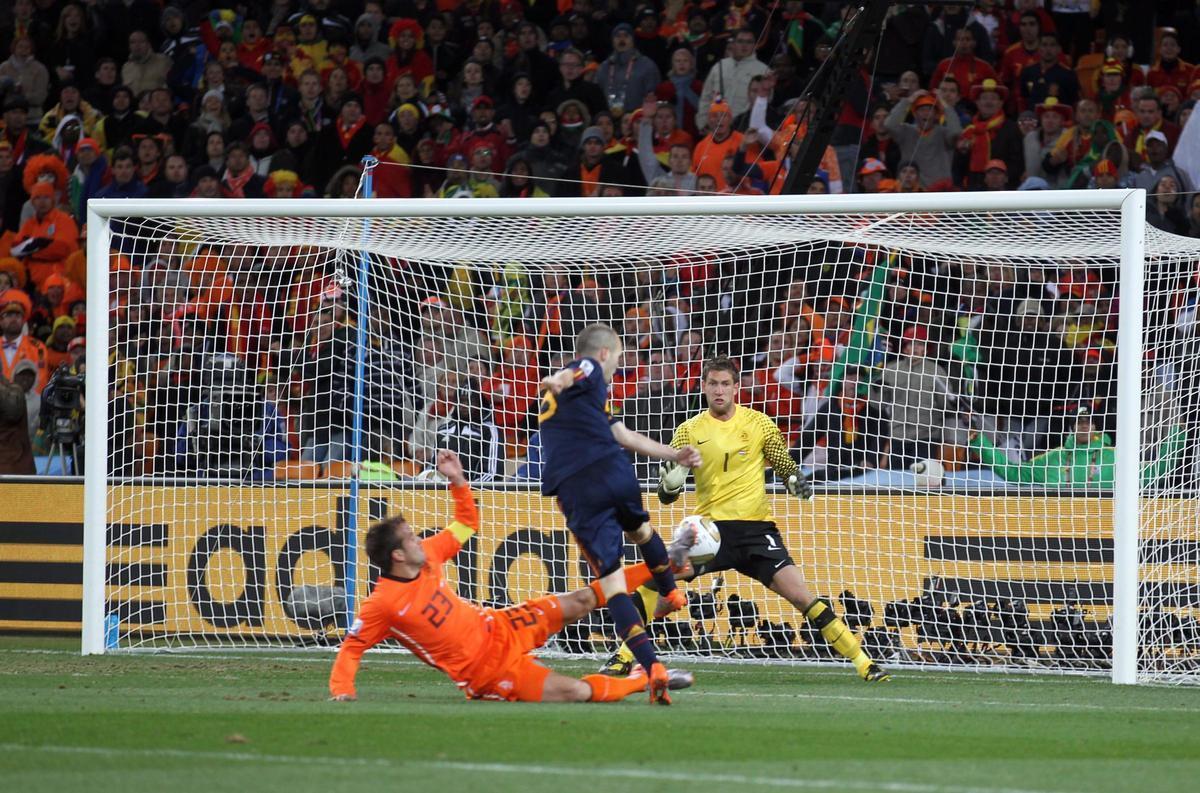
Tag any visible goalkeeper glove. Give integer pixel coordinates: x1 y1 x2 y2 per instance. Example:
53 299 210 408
785 473 813 500
659 462 689 495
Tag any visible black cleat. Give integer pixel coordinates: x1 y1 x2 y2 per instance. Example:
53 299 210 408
599 652 633 677
862 662 892 682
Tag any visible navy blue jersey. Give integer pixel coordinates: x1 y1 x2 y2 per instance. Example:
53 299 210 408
538 357 625 496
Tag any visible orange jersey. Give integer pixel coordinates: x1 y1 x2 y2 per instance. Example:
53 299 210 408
329 483 488 698
692 130 743 190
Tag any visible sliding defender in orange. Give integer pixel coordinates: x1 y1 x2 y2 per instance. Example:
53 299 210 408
329 450 692 703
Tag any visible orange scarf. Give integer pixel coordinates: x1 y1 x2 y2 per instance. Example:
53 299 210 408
963 113 1007 173
580 162 601 197
838 395 864 445
336 117 366 150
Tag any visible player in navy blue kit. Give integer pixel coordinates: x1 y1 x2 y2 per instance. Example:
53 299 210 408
539 324 702 704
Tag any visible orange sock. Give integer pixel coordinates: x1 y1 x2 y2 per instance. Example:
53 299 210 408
583 673 646 702
588 564 653 607
625 563 653 593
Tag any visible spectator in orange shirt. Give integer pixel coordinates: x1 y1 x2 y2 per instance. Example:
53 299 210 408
481 335 540 440
12 182 79 291
43 315 77 371
35 273 81 323
329 450 690 703
0 290 48 395
692 101 742 191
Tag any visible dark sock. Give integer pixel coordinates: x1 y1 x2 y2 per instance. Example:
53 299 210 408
608 592 658 671
638 533 677 595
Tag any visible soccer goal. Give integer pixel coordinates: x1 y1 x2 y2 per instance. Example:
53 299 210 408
83 188 1200 685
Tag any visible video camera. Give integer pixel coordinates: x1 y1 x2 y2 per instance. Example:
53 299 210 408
41 364 85 444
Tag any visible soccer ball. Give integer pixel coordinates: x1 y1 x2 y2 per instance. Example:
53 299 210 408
910 458 945 488
676 515 721 565
283 585 347 632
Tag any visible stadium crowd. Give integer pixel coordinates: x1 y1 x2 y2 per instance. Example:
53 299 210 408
0 1 1197 484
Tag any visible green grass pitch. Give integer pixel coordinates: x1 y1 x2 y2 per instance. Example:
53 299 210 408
2 636 1198 793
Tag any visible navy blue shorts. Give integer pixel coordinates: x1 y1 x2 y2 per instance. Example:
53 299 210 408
554 456 649 577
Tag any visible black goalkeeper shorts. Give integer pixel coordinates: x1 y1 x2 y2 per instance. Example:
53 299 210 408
693 520 795 587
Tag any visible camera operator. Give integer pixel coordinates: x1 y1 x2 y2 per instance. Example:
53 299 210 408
40 362 85 473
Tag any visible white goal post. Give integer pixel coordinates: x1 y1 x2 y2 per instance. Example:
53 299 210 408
82 190 1199 685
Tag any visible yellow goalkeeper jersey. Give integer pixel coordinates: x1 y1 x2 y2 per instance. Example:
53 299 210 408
670 405 798 522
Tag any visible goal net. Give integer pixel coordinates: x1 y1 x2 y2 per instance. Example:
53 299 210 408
83 191 1200 685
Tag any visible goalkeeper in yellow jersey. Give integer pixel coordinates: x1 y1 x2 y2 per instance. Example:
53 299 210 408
604 355 890 682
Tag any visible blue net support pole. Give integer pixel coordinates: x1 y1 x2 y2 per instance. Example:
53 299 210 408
344 155 377 629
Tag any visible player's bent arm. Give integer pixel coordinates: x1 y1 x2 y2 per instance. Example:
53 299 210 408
759 415 810 498
611 420 687 462
540 368 577 395
446 481 479 543
762 420 800 480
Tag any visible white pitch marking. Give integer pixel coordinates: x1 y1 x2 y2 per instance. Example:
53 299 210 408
0 744 1079 793
689 689 1200 714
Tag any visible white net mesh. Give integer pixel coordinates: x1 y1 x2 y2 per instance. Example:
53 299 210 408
93 197 1200 684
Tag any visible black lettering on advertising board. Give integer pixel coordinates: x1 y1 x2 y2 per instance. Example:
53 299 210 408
186 524 266 627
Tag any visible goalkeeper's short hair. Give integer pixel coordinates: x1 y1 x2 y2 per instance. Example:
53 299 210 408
701 354 739 381
366 516 408 570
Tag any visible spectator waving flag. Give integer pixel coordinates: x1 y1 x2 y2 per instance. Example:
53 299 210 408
824 252 895 398
784 11 826 60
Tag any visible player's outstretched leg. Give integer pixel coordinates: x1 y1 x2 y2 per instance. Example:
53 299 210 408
771 567 891 682
563 564 692 701
599 589 648 677
579 666 695 702
626 523 687 620
597 567 672 704
600 527 698 677
579 672 649 702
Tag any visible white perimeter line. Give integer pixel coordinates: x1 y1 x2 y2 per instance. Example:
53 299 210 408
689 690 1200 714
0 648 1115 684
7 648 1197 711
0 743 1076 793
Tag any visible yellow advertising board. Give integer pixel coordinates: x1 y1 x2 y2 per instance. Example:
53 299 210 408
4 482 1193 645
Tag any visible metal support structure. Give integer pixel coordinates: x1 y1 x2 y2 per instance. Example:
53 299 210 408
781 0 974 195
782 1 889 195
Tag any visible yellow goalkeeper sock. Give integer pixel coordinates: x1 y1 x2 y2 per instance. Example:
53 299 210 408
611 586 658 669
804 600 872 678
635 585 658 624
